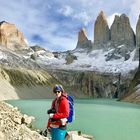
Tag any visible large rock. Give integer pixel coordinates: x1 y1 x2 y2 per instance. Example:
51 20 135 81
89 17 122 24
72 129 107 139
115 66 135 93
136 15 140 48
94 11 110 46
0 21 28 50
76 28 92 50
110 14 135 48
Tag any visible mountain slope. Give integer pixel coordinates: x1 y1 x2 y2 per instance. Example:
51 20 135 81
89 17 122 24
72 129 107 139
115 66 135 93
0 66 59 100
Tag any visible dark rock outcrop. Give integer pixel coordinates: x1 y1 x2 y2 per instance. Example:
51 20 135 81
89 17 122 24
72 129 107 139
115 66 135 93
0 21 28 50
65 53 77 64
105 45 131 61
110 14 135 48
30 45 46 52
94 11 110 46
76 28 92 50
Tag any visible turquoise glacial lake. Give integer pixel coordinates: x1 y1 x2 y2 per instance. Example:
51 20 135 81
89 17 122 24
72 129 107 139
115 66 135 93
6 99 140 140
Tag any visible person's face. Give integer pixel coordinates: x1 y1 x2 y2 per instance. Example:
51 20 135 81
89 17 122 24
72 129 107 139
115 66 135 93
54 91 62 98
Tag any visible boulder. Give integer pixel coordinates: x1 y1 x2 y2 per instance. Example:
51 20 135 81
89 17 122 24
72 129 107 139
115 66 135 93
66 131 94 140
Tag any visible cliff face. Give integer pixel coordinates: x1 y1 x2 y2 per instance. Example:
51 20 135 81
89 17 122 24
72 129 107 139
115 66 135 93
0 21 28 50
110 14 135 48
48 69 131 99
94 11 110 46
122 67 140 104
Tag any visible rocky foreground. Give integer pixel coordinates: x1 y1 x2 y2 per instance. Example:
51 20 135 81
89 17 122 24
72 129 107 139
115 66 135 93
0 101 93 140
0 101 49 140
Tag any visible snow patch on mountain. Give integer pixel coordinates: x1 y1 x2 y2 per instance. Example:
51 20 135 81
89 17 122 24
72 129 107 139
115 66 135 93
0 51 7 59
0 44 138 76
36 47 139 75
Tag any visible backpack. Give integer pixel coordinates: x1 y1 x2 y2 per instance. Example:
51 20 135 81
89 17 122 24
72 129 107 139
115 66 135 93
67 95 74 123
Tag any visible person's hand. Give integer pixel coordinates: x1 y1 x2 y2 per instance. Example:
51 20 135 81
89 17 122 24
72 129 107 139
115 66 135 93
60 118 67 125
49 113 54 118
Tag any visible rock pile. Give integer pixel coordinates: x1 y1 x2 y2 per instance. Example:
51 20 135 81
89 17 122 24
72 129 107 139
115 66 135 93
0 101 48 140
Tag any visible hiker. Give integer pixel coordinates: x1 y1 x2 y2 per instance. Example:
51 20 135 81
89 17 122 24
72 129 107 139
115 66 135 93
47 84 70 140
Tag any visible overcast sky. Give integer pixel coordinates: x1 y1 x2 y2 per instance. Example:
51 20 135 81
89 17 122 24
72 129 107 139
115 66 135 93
0 0 140 51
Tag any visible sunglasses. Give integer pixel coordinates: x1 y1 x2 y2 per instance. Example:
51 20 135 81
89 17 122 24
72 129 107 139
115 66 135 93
54 91 61 94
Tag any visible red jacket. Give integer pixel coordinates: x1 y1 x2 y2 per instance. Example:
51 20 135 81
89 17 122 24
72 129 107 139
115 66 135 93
47 93 69 128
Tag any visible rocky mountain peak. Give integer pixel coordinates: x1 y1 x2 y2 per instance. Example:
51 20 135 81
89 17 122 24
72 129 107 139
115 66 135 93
78 28 88 43
76 28 92 50
114 15 120 22
94 11 110 46
74 11 138 52
110 14 135 47
120 13 128 18
98 11 106 21
0 21 28 50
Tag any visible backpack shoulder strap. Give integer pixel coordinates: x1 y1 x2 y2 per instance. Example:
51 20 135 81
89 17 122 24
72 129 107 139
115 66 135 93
67 95 74 105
